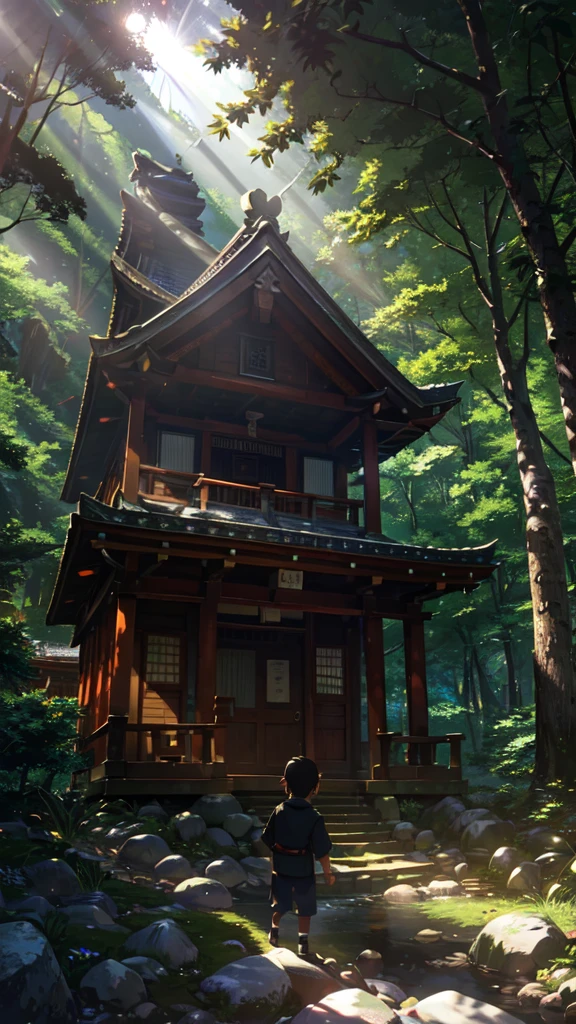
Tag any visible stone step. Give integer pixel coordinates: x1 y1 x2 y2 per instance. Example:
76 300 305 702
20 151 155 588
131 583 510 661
329 829 393 843
326 822 388 835
331 838 405 856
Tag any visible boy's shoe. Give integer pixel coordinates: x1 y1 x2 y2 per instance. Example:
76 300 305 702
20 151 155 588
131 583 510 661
269 927 279 947
298 934 309 956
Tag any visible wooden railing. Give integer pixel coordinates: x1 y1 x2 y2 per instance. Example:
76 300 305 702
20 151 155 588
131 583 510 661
82 715 227 766
138 465 363 525
374 732 464 782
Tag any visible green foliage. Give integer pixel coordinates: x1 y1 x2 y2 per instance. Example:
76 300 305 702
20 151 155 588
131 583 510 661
0 618 34 689
0 691 85 792
470 708 536 780
37 788 93 845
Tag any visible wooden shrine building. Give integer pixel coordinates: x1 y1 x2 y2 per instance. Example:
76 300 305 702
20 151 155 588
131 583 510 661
48 154 496 798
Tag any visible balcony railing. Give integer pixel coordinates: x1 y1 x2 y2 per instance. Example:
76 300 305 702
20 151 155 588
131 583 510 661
80 715 227 778
374 731 465 782
138 465 363 525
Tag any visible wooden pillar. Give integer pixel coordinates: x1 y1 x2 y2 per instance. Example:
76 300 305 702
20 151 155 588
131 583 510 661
201 431 212 475
122 395 145 502
109 595 137 717
403 617 429 736
362 419 381 534
304 613 315 760
364 615 386 775
335 461 348 500
196 581 220 721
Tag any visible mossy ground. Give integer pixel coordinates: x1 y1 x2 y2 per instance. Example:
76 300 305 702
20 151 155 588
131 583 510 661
419 894 576 934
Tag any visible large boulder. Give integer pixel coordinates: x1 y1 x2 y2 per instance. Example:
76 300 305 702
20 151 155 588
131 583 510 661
223 813 254 838
420 796 466 832
383 884 423 904
172 813 207 843
489 847 521 875
192 794 243 827
118 834 171 869
205 855 247 888
291 987 397 1024
365 979 407 1004
461 819 515 855
558 977 576 1007
374 795 400 821
468 912 567 978
240 856 272 885
265 947 344 1003
24 858 81 898
535 851 572 879
404 990 525 1022
0 820 28 839
355 950 384 978
121 957 168 982
57 890 119 918
123 919 199 968
414 830 435 852
80 958 147 1010
392 822 417 843
59 904 128 932
8 895 52 918
173 877 233 910
450 808 495 835
206 826 236 848
153 855 196 883
506 862 541 892
427 879 463 897
200 953 291 1007
521 828 574 858
0 920 77 1024
138 801 168 821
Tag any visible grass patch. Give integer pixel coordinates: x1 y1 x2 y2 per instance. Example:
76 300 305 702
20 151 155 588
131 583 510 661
420 894 576 934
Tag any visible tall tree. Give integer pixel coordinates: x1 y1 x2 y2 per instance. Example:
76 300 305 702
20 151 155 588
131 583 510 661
203 0 576 475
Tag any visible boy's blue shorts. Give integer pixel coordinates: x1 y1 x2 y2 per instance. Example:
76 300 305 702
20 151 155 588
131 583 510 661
271 872 317 916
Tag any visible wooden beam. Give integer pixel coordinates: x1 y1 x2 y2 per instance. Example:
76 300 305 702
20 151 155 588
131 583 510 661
148 409 324 448
274 309 359 397
168 304 250 361
196 581 220 722
109 594 137 717
328 416 360 451
171 364 354 412
404 618 429 737
363 419 382 534
122 395 145 503
364 616 387 776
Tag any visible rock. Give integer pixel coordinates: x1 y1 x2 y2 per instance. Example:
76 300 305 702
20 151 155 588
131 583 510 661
7 895 52 918
58 890 120 918
134 1003 158 1020
118 834 171 869
535 851 573 878
427 878 463 896
153 855 195 883
407 989 525 1022
383 884 422 904
206 826 236 848
123 919 199 968
406 851 432 863
265 947 344 1003
517 982 547 1008
240 856 272 884
454 863 469 881
59 904 128 931
121 957 168 981
467 848 491 865
565 1003 576 1021
251 830 270 856
173 877 233 910
355 950 384 978
433 852 458 873
365 980 407 1004
80 958 147 1011
559 978 576 1006
291 987 397 1024
172 812 207 843
507 862 542 891
0 819 28 839
177 1012 217 1024
392 822 417 842
139 801 168 820
490 846 521 875
192 794 243 827
0 920 76 1024
414 929 443 944
421 796 466 831
539 992 564 1022
374 796 400 821
223 812 254 838
522 828 574 858
205 854 248 887
223 939 247 951
414 830 435 852
469 912 567 977
450 808 495 835
105 822 145 847
462 819 515 855
24 858 81 898
200 953 290 1006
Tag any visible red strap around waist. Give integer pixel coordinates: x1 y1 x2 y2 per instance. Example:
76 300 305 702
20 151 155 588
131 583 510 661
272 842 309 856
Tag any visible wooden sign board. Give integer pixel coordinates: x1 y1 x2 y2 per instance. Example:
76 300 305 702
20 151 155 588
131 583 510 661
267 659 290 702
276 568 303 590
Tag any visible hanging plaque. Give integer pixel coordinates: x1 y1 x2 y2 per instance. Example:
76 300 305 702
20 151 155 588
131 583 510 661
267 659 290 702
276 568 303 590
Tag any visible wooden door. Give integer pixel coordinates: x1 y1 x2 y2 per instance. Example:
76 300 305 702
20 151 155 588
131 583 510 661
312 636 352 777
216 629 304 774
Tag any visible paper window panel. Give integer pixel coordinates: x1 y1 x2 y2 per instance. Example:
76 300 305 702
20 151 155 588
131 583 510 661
217 649 256 709
303 457 334 497
158 432 196 474
316 647 345 695
145 635 181 684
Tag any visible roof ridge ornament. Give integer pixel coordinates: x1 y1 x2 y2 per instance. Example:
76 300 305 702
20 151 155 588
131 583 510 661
241 188 283 231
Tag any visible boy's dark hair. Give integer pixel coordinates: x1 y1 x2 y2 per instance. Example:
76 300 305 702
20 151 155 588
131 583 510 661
283 756 319 798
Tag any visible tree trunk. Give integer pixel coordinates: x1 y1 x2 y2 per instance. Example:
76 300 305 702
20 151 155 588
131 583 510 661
471 644 500 713
489 574 520 708
460 0 576 475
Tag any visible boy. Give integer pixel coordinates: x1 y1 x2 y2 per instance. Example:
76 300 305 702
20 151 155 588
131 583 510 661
261 755 335 956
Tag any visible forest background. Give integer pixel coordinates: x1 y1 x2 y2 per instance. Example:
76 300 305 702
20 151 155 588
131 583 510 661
1 0 574 800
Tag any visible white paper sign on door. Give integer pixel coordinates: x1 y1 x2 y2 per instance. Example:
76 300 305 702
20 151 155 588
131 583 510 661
267 659 290 703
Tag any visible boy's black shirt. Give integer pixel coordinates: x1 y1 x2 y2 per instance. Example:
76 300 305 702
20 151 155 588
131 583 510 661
261 797 332 878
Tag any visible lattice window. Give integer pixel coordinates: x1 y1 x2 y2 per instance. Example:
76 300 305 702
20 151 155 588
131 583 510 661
145 635 181 684
240 335 274 379
316 647 345 695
